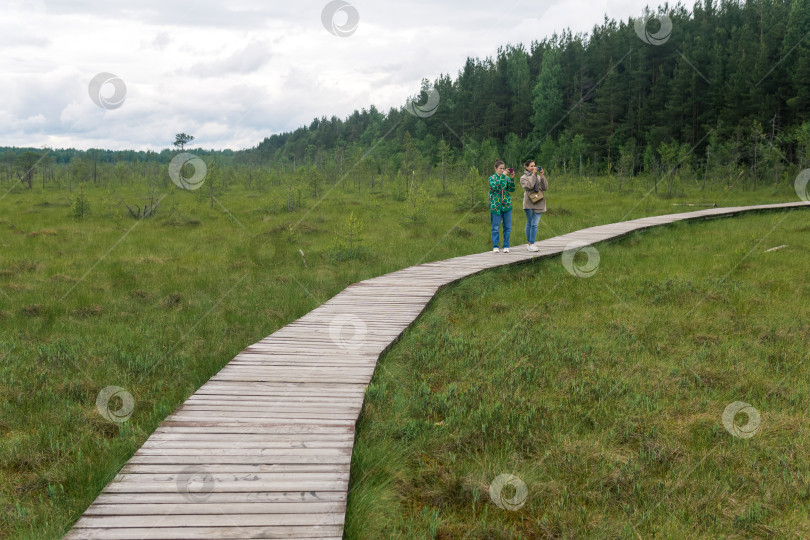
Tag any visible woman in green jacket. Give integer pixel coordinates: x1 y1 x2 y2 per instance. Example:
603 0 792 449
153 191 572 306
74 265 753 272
488 160 516 253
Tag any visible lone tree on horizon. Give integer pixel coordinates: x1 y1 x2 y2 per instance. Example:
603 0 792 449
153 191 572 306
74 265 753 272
173 133 194 151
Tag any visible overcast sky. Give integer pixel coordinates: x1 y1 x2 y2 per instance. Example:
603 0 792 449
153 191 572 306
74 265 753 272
1 0 662 151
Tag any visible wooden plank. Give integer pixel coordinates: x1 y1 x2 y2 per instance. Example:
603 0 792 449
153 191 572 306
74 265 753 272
110 472 348 483
159 420 356 429
229 353 381 360
189 392 363 403
224 352 378 360
258 334 399 341
165 413 361 422
128 454 351 464
189 393 364 402
197 382 366 393
234 347 385 355
206 376 373 385
140 440 354 450
102 481 348 493
225 361 378 367
152 425 355 434
165 412 363 421
241 343 388 350
207 368 374 376
174 406 363 414
205 361 368 369
75 513 345 528
84 501 345 515
181 397 364 406
212 368 374 377
147 428 353 436
173 406 361 417
65 526 343 539
133 446 351 456
260 332 399 340
120 464 350 475
294 311 419 319
92 491 347 504
223 363 376 369
139 440 354 449
189 391 365 400
180 398 364 408
210 371 373 380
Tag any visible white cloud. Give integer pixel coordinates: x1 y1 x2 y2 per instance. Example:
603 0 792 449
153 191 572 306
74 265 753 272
187 40 274 77
0 0 661 150
143 31 171 51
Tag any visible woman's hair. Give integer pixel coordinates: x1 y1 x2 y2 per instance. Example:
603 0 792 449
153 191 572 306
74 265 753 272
494 160 505 168
524 159 535 168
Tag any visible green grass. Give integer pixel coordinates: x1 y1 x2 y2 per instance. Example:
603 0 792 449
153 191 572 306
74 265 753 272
0 172 804 538
346 208 810 538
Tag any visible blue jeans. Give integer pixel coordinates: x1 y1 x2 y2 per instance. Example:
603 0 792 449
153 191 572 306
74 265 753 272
490 210 512 248
524 209 542 244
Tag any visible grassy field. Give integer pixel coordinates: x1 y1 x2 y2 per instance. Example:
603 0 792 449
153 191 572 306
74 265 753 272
346 208 810 538
0 171 805 538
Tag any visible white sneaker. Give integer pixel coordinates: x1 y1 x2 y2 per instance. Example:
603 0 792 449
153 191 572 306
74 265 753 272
503 247 510 253
527 244 539 252
493 247 500 253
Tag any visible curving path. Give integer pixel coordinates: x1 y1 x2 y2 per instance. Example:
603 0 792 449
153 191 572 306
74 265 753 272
64 202 809 539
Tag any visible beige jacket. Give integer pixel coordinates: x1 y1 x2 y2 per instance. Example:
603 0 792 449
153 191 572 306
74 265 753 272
520 171 549 211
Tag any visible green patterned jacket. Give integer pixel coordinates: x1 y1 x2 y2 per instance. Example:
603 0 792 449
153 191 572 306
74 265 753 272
488 173 516 213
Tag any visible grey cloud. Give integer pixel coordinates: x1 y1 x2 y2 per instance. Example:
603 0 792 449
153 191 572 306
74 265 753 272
37 0 306 29
148 31 171 51
186 41 273 77
0 24 52 48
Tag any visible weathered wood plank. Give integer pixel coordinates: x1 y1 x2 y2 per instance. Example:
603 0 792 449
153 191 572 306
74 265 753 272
143 430 355 439
84 501 345 515
102 481 348 493
65 527 342 539
165 413 361 423
152 425 355 434
133 447 351 457
187 393 365 402
119 464 350 475
74 513 345 528
127 454 351 465
92 491 347 504
178 400 364 409
158 420 356 429
140 440 354 450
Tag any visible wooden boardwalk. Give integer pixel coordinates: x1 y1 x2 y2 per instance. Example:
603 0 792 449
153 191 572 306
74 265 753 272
64 202 809 539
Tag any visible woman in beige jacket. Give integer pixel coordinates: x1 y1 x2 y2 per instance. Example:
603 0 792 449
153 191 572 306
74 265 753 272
519 160 548 251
